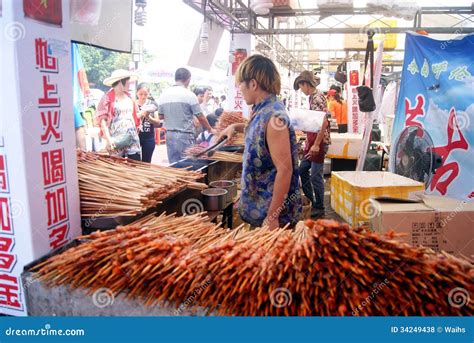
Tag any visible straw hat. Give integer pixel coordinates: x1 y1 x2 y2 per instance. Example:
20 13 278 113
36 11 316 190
293 70 320 90
103 69 138 87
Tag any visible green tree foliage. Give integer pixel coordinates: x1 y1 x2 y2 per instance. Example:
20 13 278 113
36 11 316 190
78 44 131 91
78 45 159 92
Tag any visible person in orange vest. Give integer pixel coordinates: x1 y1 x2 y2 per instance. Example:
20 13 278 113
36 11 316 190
327 87 348 133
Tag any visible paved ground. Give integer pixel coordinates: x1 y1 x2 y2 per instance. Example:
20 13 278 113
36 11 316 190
323 178 345 222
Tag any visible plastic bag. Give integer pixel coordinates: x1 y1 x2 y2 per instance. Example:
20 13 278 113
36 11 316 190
288 108 326 133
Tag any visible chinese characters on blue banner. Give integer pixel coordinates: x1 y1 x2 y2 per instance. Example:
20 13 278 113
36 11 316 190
391 33 474 201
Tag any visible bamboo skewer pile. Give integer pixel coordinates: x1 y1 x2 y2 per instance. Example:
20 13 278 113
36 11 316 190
33 216 473 316
216 111 248 130
226 132 245 146
216 111 247 147
78 152 206 218
184 146 243 163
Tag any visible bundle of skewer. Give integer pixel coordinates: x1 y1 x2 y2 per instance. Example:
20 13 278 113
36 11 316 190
185 145 243 163
33 214 473 316
226 132 245 146
78 152 206 218
216 111 248 130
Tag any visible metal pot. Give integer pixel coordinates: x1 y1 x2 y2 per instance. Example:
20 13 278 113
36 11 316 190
209 180 236 205
201 188 228 211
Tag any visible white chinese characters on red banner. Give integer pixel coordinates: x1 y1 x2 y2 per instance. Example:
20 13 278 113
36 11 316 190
35 38 70 250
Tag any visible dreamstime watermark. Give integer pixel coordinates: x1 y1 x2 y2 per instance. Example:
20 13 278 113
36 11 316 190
88 12 121 46
175 278 213 314
352 279 390 315
4 22 26 42
268 110 292 132
264 191 300 226
440 201 467 228
83 192 119 228
22 274 41 292
92 287 115 308
181 198 204 215
4 324 85 337
270 287 292 308
440 28 464 49
448 110 470 131
358 26 382 37
10 199 25 219
448 287 470 308
358 198 379 220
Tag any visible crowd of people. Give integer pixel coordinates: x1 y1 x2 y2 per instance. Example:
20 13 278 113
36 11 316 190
76 55 349 227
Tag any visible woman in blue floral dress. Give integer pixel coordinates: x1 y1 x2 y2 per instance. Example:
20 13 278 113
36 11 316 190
220 55 302 229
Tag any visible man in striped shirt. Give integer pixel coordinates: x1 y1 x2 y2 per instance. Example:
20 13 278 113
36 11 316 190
158 68 214 163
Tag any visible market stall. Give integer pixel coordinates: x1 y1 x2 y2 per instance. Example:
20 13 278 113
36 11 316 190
3 0 474 327
25 214 474 316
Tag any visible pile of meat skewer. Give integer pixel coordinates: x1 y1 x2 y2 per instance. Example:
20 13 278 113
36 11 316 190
33 214 473 316
78 152 206 218
184 145 243 163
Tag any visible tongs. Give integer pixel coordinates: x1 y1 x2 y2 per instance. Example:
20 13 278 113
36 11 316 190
193 135 228 158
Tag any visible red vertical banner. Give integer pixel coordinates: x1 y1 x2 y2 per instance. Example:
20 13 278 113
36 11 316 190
228 35 251 118
346 61 361 133
231 49 248 76
23 0 63 26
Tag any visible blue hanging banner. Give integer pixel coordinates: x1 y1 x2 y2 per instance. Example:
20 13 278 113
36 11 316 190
71 42 89 129
390 32 474 201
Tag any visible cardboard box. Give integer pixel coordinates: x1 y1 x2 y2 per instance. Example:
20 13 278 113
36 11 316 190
330 171 425 226
327 133 363 160
370 195 474 263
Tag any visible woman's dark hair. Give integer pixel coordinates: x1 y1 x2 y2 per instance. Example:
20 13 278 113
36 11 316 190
112 77 130 88
330 84 343 103
333 93 343 104
193 87 206 96
175 68 191 82
137 83 149 93
235 54 281 95
214 108 224 117
330 85 342 94
206 114 218 128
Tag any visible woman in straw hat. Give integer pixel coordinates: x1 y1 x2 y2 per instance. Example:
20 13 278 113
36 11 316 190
95 69 143 160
